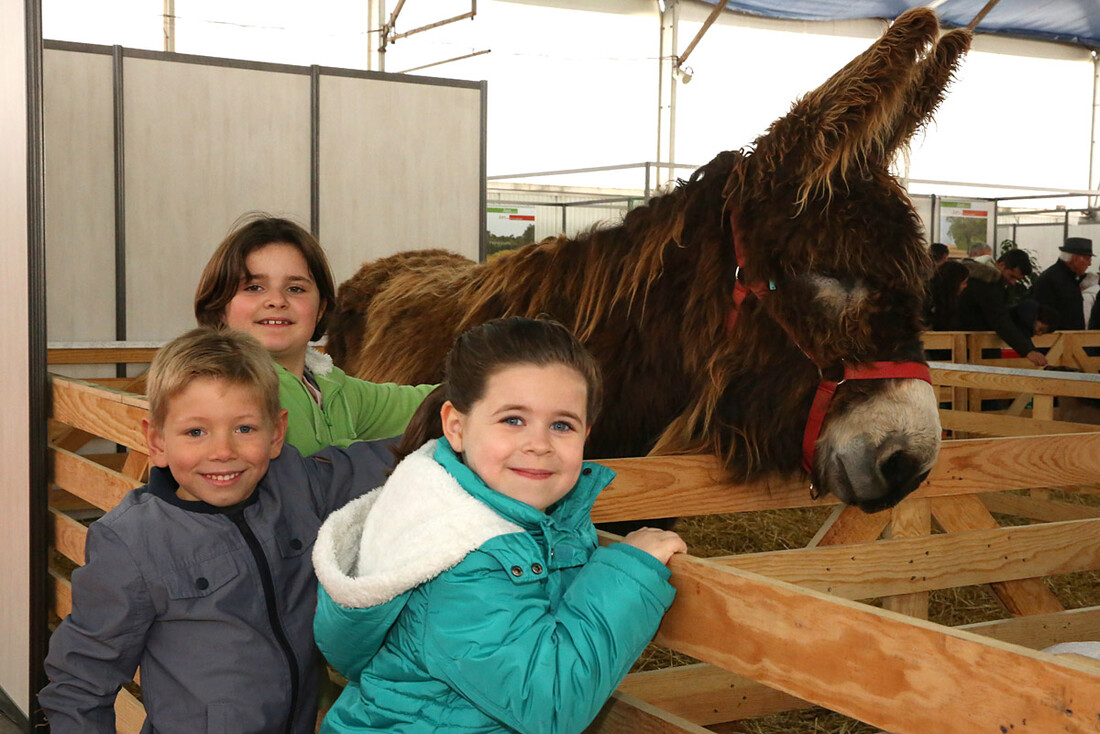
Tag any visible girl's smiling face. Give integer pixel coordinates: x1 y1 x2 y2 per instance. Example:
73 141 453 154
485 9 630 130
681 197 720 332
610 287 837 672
223 243 323 377
441 363 590 511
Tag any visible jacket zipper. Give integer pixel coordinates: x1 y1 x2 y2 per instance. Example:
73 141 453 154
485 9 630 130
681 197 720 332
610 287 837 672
228 510 300 734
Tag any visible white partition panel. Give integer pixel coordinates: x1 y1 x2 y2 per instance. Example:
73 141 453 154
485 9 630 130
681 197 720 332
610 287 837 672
43 45 485 344
123 57 312 341
2 0 35 717
319 74 484 282
43 48 115 342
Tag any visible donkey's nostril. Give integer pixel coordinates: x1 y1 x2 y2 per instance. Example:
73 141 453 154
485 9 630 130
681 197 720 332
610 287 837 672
880 451 929 496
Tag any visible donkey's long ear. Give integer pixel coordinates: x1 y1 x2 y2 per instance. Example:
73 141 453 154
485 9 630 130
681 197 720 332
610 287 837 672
730 7 940 208
880 27 971 161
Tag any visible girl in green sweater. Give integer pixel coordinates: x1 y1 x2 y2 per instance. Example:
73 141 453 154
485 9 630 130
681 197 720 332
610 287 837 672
195 214 433 456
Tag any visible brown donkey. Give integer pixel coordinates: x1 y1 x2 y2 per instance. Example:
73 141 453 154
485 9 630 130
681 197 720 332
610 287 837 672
328 8 971 513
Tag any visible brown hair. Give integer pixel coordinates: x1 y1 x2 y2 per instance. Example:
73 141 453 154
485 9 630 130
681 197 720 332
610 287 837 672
194 214 336 341
395 317 602 461
146 327 281 429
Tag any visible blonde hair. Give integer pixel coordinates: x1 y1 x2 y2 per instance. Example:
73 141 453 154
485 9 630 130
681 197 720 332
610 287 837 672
147 327 281 429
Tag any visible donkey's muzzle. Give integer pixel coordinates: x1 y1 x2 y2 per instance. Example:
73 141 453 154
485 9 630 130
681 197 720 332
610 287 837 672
828 432 933 513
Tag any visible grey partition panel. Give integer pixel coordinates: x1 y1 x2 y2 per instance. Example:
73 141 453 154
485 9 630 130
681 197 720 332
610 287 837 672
43 48 116 342
123 57 312 341
319 75 483 283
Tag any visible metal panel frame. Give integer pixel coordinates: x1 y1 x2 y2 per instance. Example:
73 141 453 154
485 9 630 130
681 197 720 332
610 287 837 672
43 38 489 341
27 0 49 728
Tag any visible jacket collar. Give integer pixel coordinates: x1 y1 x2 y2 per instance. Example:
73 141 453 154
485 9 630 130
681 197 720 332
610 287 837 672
304 347 334 377
146 465 260 515
313 440 523 608
433 437 614 532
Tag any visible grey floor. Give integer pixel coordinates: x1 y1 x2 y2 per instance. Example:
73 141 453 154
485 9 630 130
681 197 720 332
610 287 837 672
0 711 23 734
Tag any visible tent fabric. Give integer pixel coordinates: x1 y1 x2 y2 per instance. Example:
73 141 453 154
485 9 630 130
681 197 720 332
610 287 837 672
711 1 1100 49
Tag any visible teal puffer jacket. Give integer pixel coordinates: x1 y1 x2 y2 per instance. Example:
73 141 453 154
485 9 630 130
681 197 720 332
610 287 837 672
313 439 676 733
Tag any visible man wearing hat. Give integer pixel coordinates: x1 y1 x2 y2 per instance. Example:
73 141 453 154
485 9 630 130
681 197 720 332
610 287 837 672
1032 237 1093 330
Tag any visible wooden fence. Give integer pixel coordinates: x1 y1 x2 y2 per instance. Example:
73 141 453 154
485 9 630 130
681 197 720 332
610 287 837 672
45 364 1100 733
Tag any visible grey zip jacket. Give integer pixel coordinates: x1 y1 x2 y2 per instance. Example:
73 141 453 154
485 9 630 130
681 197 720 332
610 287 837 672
40 440 393 734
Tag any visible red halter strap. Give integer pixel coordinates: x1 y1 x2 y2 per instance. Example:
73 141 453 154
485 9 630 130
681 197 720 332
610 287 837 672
726 209 769 332
724 208 933 475
800 361 932 474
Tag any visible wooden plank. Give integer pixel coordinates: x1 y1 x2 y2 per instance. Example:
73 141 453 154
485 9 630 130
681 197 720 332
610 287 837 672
586 692 712 734
50 569 72 621
928 363 1100 399
962 607 1100 650
655 554 1100 734
114 687 146 734
981 492 1100 523
48 487 100 514
595 433 1100 521
713 518 1100 599
52 447 143 512
47 347 158 365
618 664 810 725
882 498 930 619
83 453 130 472
807 505 889 547
1033 394 1056 421
50 507 88 566
931 495 1064 616
938 409 1100 437
51 376 149 451
966 331 1072 354
920 331 968 352
120 450 149 482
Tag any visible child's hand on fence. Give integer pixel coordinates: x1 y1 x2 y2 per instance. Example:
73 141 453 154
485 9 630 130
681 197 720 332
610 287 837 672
621 527 687 565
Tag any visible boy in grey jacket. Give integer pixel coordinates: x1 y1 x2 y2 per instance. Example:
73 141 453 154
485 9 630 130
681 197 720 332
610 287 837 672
40 328 394 734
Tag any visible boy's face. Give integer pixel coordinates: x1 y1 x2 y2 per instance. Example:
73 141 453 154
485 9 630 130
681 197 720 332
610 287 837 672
144 377 287 506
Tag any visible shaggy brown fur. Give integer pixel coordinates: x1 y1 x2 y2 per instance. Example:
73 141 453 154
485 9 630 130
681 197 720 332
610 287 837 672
327 9 971 497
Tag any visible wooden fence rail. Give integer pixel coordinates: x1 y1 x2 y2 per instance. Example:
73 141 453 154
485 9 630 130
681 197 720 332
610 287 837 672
45 371 1100 733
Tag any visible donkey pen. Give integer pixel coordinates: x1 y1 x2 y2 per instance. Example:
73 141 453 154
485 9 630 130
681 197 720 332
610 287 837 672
43 350 1100 732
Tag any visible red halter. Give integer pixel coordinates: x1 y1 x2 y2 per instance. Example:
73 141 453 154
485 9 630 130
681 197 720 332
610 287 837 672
725 210 932 475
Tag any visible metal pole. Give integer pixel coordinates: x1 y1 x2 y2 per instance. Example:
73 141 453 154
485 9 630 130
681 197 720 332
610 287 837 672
112 45 127 375
669 1 677 187
26 0 51 722
310 65 320 238
655 0 678 187
1089 52 1099 212
677 0 728 68
163 0 175 52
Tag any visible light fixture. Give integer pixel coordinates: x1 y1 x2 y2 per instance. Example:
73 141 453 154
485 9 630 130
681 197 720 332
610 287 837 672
674 65 693 84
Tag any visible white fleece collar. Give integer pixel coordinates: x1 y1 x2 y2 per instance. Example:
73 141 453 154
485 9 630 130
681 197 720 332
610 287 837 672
304 347 334 377
313 441 523 609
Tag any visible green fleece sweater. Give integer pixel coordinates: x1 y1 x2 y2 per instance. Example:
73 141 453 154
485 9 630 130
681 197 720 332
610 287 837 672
279 349 434 457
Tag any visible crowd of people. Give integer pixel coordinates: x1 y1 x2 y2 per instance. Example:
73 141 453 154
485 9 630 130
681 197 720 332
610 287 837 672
924 236 1097 363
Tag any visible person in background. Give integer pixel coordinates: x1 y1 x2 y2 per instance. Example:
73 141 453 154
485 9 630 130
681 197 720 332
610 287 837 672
924 260 969 331
929 242 950 266
967 242 994 266
958 250 1047 367
313 317 684 734
1080 271 1099 329
1009 300 1058 338
195 214 435 456
1032 237 1093 331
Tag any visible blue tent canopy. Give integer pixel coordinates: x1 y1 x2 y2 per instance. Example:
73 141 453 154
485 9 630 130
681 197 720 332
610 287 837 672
711 1 1100 49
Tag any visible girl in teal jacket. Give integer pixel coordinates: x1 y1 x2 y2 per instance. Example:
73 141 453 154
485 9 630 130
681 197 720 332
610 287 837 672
313 317 685 733
195 214 433 455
